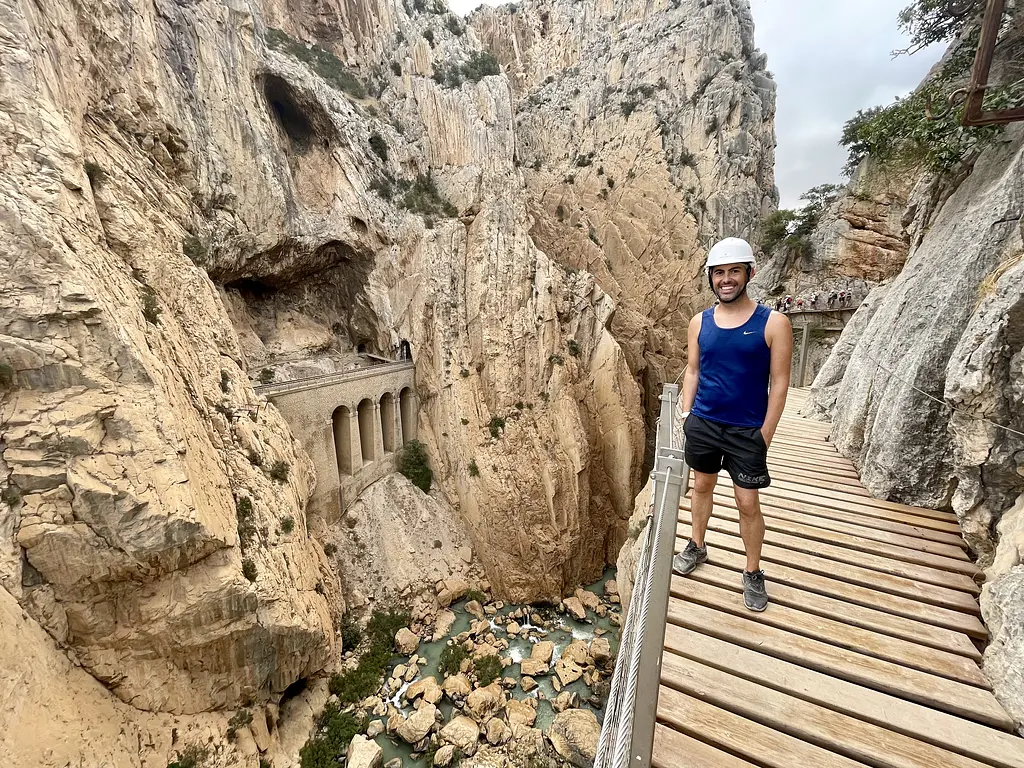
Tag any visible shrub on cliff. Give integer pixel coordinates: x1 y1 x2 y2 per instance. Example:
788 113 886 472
167 744 208 768
326 608 409 704
397 173 458 219
398 439 432 492
0 363 14 391
269 460 290 482
264 28 366 99
298 702 367 768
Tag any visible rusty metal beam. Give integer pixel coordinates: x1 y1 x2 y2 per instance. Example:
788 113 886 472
962 0 1024 126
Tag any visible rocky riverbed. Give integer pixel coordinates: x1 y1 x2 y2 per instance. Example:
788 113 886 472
311 571 621 768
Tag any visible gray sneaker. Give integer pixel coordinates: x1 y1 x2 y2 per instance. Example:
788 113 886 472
743 569 768 612
672 540 708 576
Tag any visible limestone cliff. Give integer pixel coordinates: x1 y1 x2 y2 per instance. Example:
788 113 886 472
805 31 1024 730
0 0 774 759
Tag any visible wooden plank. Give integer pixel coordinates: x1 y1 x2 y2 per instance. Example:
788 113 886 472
669 576 987 687
673 529 988 639
696 487 969 550
718 481 963 533
769 446 856 469
675 528 987 626
770 469 874 496
768 462 865 485
653 726 758 768
665 600 1013 729
680 502 981 579
661 652 997 768
662 626 1024 767
702 492 971 561
683 559 982 660
768 457 861 480
677 513 981 598
760 477 960 522
657 686 870 768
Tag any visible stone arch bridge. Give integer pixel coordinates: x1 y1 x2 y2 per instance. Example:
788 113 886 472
255 361 417 519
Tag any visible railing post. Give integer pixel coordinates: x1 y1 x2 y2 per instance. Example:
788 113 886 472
797 322 810 387
627 447 687 768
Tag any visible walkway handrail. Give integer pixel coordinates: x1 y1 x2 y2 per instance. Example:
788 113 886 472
253 360 413 397
596 383 689 768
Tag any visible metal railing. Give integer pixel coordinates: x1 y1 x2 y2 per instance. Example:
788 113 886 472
596 383 689 768
253 360 413 397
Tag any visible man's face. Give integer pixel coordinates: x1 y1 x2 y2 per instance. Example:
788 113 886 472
710 263 753 303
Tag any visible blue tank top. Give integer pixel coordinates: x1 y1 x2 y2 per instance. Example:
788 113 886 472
691 304 771 428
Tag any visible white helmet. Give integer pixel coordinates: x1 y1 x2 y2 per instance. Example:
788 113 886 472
706 237 756 271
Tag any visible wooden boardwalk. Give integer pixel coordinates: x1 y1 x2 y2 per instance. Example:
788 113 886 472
653 388 1024 768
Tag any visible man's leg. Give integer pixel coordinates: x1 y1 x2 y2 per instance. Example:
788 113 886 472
689 470 718 547
733 486 765 572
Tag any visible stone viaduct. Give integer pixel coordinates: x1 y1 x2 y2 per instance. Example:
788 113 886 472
256 361 417 520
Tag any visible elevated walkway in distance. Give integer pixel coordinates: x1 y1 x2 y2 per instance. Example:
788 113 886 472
652 388 1024 768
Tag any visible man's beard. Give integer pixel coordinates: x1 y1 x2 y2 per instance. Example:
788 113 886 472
711 278 748 304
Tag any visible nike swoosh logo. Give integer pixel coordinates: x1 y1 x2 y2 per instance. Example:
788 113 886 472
743 331 757 335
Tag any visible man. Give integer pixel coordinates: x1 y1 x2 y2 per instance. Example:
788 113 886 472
672 237 793 611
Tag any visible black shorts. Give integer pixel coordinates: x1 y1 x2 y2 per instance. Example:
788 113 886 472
683 415 771 489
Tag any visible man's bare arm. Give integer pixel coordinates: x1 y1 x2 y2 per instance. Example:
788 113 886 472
681 314 702 413
761 311 793 446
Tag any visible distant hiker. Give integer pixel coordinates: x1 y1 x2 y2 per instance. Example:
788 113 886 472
674 237 794 611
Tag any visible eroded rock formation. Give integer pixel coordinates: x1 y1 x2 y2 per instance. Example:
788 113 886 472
0 0 774 760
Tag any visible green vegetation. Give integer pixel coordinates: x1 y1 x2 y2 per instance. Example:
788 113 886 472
398 173 458 219
269 460 290 483
84 160 107 187
242 558 258 582
281 515 295 534
226 710 253 741
182 235 209 266
140 285 161 325
567 340 581 357
548 354 564 366
895 0 983 56
264 28 367 98
447 14 464 36
468 459 480 477
758 184 842 257
473 655 503 686
298 702 368 768
369 133 388 162
326 608 409 704
398 439 432 492
439 642 469 677
167 744 208 768
0 362 14 391
432 51 500 88
464 588 486 605
839 1 1020 177
423 29 436 46
488 416 506 439
2 486 21 508
340 614 362 651
259 368 275 384
236 496 257 549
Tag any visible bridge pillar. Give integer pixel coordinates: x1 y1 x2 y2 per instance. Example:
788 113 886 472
349 405 365 468
399 387 418 444
372 401 386 461
381 391 401 453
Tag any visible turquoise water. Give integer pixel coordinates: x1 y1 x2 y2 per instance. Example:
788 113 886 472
372 567 619 765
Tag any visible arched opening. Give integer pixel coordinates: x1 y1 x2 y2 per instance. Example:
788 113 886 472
332 405 353 476
357 398 375 464
380 393 396 453
399 387 416 445
399 340 412 361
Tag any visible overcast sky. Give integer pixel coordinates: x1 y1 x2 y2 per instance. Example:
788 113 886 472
448 0 944 208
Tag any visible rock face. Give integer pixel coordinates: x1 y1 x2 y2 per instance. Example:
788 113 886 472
548 708 600 767
805 88 1024 734
754 159 911 299
0 0 774 755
